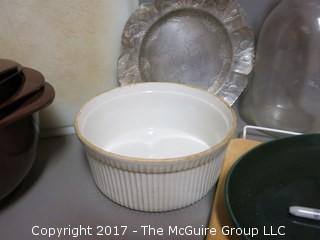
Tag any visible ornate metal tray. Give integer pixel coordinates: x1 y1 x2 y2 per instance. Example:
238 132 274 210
117 0 254 105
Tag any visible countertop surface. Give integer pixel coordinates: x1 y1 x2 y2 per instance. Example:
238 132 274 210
0 134 216 240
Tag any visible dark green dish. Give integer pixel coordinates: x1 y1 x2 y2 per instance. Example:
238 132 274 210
225 135 320 240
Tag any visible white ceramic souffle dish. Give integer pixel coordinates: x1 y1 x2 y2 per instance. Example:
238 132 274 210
75 82 236 212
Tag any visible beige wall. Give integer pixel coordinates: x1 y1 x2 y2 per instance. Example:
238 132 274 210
0 0 138 131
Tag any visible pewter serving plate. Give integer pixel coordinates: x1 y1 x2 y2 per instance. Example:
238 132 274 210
118 0 254 105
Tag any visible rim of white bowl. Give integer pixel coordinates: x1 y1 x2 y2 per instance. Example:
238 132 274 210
74 82 237 165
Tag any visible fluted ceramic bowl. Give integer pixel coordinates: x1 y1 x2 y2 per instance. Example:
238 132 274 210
75 82 236 212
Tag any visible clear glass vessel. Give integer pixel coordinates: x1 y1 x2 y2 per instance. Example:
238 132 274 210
240 0 320 133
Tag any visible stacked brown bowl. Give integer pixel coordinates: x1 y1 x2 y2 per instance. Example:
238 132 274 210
0 59 55 200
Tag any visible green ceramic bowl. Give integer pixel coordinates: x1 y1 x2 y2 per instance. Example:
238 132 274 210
225 134 320 240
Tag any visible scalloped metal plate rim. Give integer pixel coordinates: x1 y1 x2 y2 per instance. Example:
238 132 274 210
117 0 255 106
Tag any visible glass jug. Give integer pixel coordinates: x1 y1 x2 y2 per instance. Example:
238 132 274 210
240 0 320 133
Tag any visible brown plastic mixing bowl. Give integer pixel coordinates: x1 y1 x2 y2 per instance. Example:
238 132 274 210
0 69 55 200
0 68 45 110
0 66 23 103
0 114 39 200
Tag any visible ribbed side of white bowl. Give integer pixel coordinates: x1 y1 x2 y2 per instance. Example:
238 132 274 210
86 152 225 212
